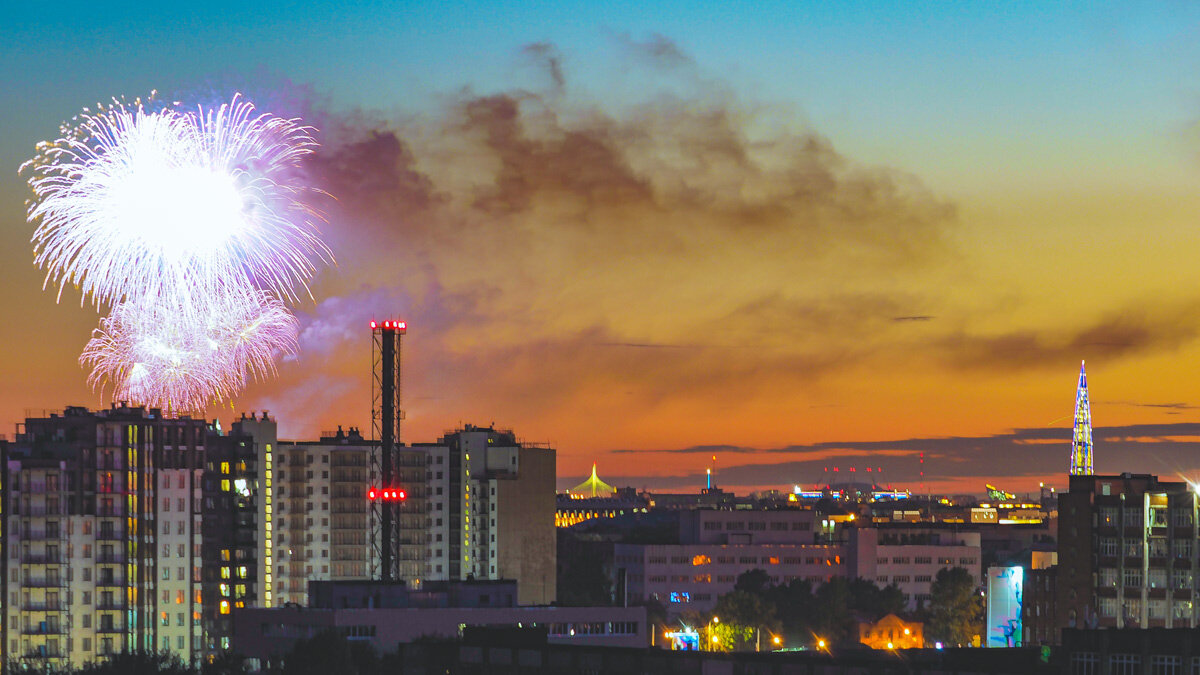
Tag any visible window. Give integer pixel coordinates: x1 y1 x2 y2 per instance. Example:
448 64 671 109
1070 652 1098 675
1174 601 1193 620
1151 539 1169 557
1124 508 1144 527
1149 569 1167 589
1173 569 1193 590
1152 655 1181 675
1175 539 1193 559
1099 568 1117 588
1149 599 1167 619
1174 509 1194 527
1099 507 1118 526
1100 538 1118 556
1099 597 1117 617
1109 654 1140 675
1124 568 1143 588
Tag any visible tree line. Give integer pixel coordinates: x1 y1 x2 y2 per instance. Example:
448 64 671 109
669 566 983 651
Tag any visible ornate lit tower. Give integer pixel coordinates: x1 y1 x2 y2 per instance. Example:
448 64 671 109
1070 360 1094 475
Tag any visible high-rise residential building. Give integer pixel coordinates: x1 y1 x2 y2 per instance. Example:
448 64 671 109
415 425 556 605
238 415 428 607
200 419 260 658
1056 472 1199 639
0 405 206 667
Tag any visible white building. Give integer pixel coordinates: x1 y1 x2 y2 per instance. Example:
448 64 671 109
851 527 982 609
615 542 848 613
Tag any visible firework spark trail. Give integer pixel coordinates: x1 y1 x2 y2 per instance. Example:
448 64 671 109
81 282 300 413
24 94 330 307
24 93 330 413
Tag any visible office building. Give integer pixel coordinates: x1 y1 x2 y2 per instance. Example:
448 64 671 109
850 527 982 610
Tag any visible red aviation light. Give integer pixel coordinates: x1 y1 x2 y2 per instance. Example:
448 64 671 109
368 486 408 501
370 321 377 329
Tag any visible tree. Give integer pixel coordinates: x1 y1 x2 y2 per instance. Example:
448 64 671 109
711 590 779 651
927 567 984 647
78 651 194 675
733 568 773 595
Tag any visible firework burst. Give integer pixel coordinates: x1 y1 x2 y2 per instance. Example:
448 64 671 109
23 93 330 412
23 94 329 307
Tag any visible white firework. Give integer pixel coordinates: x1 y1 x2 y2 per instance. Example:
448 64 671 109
81 283 299 412
24 94 329 307
24 93 330 412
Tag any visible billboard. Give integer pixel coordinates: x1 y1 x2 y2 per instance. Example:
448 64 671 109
986 566 1023 647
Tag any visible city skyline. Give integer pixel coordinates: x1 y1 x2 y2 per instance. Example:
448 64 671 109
7 3 1200 495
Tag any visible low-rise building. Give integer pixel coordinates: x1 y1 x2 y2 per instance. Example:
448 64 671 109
232 604 648 665
851 527 982 610
859 614 923 650
615 542 847 612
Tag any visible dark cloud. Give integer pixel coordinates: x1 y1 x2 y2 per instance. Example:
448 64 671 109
256 40 962 443
1103 400 1199 410
520 42 566 91
893 315 934 322
937 302 1200 370
598 422 1200 492
611 32 695 69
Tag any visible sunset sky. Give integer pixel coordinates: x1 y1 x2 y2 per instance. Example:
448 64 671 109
6 2 1200 495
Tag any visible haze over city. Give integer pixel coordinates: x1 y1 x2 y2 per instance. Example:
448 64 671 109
6 2 1200 495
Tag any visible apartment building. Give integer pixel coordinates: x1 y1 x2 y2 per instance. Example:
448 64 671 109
415 425 556 605
1057 472 1200 637
236 414 428 607
200 420 259 658
1 405 205 667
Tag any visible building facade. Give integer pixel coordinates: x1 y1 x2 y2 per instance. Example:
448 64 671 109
1 405 206 667
614 542 848 613
1057 473 1200 639
416 425 556 605
200 419 260 658
851 527 982 610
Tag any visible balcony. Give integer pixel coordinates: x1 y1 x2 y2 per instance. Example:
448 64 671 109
21 531 64 541
96 553 124 564
95 577 124 587
95 625 126 634
22 578 65 588
21 602 63 611
22 625 65 635
20 554 62 564
22 649 63 659
95 601 126 610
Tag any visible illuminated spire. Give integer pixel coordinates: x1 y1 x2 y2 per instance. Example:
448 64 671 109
1070 360 1094 476
571 463 616 497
